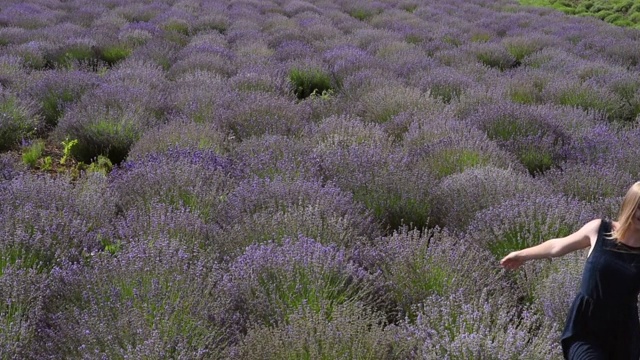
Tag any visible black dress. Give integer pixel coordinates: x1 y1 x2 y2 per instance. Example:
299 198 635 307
561 219 640 359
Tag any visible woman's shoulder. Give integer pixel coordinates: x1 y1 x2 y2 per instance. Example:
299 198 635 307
582 218 604 233
578 219 604 244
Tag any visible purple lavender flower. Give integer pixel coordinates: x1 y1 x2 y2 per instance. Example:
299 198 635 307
310 115 435 230
0 152 26 181
467 101 574 175
0 266 47 359
542 161 635 203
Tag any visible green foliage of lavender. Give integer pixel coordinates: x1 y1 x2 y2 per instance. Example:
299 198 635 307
520 0 640 29
2 0 640 357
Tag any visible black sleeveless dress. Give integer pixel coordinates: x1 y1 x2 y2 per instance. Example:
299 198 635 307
561 219 640 359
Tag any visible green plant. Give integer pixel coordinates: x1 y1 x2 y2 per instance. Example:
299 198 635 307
309 88 334 100
518 0 640 28
163 20 191 35
426 149 491 179
86 155 113 175
518 147 555 175
99 45 131 66
46 45 95 69
21 140 45 168
349 8 374 20
289 68 334 100
471 33 492 43
100 236 121 255
60 137 78 165
41 156 53 171
485 118 541 141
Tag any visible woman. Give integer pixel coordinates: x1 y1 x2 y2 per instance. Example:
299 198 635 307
501 182 640 359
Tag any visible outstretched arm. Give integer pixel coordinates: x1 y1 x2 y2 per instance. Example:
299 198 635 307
500 219 600 270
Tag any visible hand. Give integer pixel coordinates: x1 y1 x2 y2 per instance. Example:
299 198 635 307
500 251 526 270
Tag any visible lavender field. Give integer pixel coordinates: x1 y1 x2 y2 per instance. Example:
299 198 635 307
1 0 640 358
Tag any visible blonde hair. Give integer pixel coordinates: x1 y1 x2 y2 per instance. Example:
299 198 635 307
610 182 640 242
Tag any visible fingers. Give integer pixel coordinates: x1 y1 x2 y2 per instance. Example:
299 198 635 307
499 254 523 270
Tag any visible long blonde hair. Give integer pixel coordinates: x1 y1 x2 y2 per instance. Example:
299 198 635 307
611 182 640 242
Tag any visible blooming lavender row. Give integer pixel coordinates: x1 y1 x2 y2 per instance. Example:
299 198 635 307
2 0 640 358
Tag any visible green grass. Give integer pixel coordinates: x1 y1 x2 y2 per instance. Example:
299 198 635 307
21 140 45 168
288 68 334 100
519 0 640 29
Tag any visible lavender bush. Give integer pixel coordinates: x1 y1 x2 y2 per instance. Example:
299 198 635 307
231 134 315 180
542 161 635 203
465 194 596 306
314 140 434 230
214 90 310 140
466 194 596 258
0 152 26 181
26 69 99 127
2 0 640 357
0 266 47 359
228 301 411 360
0 172 116 273
36 238 227 359
431 166 552 230
114 201 213 251
54 82 166 163
405 125 520 179
168 70 227 123
374 227 510 321
534 251 586 327
217 177 380 253
109 147 239 222
356 84 438 124
403 290 562 359
127 116 233 160
220 236 382 332
468 102 572 175
0 90 41 151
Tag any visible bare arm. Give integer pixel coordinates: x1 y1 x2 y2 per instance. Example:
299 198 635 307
500 219 600 270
